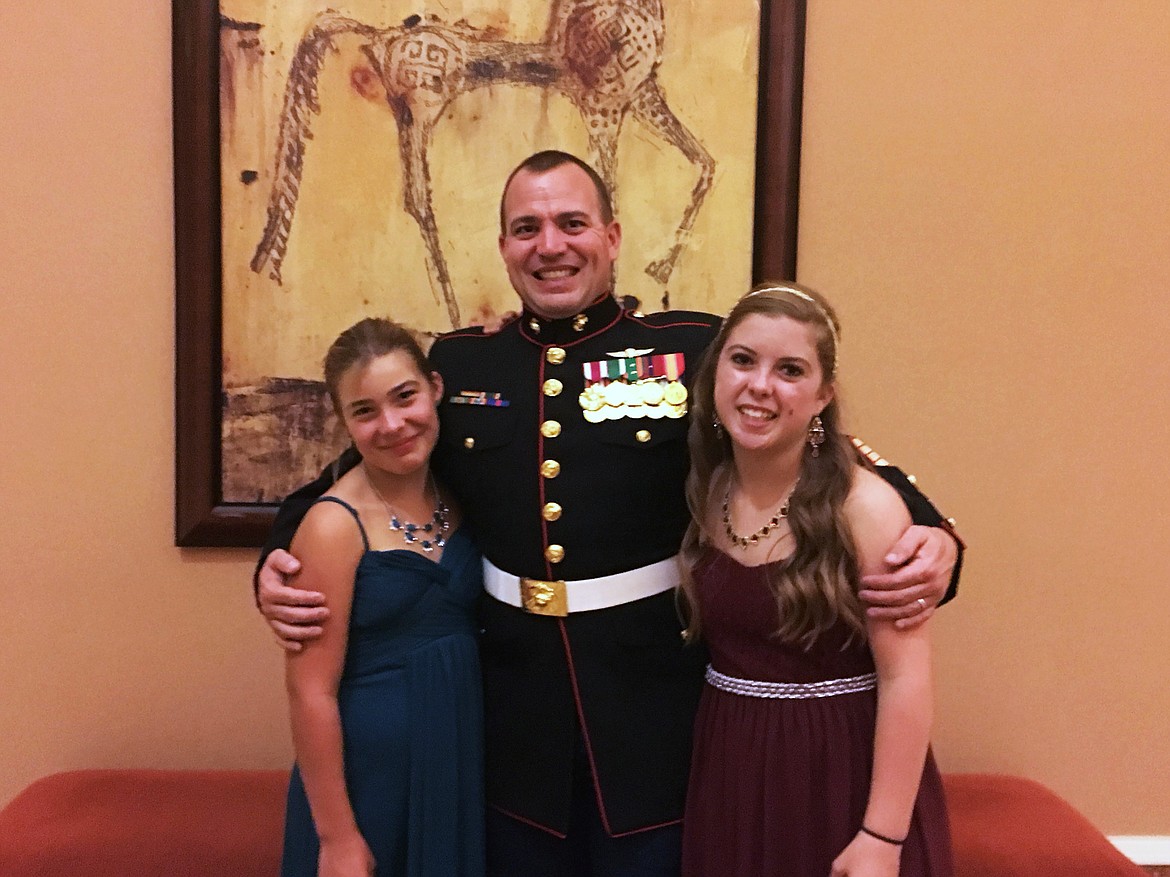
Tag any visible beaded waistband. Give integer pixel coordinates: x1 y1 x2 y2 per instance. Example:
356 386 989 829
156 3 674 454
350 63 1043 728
705 665 877 699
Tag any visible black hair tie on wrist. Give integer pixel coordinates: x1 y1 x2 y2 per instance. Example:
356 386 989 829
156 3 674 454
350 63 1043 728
860 825 906 846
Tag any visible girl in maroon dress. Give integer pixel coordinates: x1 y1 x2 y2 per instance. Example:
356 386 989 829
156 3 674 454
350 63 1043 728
678 285 953 877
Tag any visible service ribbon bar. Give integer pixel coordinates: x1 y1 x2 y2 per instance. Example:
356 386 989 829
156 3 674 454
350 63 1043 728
449 390 509 407
583 352 686 383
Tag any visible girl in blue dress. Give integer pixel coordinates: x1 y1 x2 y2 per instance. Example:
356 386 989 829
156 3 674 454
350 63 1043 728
280 318 485 877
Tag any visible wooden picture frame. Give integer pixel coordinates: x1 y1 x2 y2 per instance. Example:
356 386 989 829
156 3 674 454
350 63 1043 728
173 0 806 547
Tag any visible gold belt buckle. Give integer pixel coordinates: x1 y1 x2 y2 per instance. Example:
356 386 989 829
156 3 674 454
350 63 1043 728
520 578 568 616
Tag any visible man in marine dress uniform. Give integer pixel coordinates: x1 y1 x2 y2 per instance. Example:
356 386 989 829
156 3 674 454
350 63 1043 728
256 151 962 876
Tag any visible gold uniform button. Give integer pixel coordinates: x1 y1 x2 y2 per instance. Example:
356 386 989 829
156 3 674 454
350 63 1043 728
635 429 651 443
463 437 475 449
540 460 561 479
543 379 563 397
545 544 565 564
542 502 563 522
546 347 566 365
540 420 562 438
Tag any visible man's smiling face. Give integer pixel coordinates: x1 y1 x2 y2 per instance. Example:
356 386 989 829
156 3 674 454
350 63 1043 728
497 163 622 320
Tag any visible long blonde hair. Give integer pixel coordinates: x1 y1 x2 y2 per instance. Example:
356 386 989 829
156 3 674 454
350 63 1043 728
679 283 866 649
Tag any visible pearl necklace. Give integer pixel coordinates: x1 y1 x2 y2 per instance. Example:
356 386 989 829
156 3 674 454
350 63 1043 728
722 480 798 550
363 465 450 552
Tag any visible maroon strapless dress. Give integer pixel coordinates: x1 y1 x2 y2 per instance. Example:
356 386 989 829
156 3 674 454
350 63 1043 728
681 548 953 877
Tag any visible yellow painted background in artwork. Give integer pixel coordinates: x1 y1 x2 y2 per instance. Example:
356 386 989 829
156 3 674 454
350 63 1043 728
220 0 760 385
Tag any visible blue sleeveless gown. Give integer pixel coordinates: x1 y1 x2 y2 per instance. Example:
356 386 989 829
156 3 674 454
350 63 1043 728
281 497 485 877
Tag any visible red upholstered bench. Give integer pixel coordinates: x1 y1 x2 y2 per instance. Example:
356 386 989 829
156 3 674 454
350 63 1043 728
0 769 288 876
944 773 1146 877
0 769 1149 875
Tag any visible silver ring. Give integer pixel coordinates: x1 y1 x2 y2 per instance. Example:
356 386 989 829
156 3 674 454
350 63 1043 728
916 598 927 611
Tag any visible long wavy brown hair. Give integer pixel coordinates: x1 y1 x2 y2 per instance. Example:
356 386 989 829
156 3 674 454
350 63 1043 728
679 282 866 649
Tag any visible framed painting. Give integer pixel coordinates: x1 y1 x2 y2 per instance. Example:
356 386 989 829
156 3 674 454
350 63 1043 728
174 0 805 546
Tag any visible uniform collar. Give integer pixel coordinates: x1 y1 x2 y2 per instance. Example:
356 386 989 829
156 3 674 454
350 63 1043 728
517 294 623 346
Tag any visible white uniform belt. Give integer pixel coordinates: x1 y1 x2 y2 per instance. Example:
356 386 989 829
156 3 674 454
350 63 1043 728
482 556 679 616
705 665 877 699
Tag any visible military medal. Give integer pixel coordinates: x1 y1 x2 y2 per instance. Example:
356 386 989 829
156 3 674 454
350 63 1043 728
581 349 688 422
579 387 604 412
661 353 688 411
640 381 665 406
602 380 628 407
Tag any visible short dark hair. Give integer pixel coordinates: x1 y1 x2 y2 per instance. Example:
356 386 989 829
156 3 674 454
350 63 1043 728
322 317 432 415
498 150 614 232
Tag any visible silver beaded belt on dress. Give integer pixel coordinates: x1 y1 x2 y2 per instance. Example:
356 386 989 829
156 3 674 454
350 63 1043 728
705 665 877 699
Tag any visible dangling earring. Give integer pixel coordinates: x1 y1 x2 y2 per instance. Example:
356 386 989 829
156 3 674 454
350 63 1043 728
807 415 825 457
713 414 724 439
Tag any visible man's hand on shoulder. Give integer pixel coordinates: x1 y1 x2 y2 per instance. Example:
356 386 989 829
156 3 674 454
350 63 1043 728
258 548 329 652
858 524 957 630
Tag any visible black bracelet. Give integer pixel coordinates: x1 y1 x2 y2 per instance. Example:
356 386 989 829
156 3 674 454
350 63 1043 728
860 825 906 846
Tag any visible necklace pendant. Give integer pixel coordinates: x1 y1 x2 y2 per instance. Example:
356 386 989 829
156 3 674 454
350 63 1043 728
363 465 451 554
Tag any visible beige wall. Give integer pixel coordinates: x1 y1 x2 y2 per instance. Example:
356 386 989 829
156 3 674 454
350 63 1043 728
0 1 292 800
1 0 1166 836
798 2 1170 833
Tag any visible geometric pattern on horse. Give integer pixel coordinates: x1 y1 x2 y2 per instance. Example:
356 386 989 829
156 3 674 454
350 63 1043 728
251 0 716 328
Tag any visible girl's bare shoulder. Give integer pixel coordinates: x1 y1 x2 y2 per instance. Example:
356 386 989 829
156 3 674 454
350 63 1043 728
844 465 911 569
845 465 905 518
293 490 365 558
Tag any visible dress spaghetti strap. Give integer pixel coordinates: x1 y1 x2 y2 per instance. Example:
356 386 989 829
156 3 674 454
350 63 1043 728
312 496 370 553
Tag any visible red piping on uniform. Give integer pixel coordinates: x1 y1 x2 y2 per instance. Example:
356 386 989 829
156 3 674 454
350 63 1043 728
537 352 552 579
621 313 715 330
518 302 623 347
489 804 568 839
589 305 623 339
555 615 687 838
609 815 684 838
495 801 681 841
435 328 492 341
555 618 614 834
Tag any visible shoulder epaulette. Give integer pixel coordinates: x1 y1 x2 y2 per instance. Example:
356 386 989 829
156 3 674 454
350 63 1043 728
850 436 889 468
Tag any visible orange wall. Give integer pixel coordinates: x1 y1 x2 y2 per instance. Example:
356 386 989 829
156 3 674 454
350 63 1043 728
798 2 1170 833
1 0 1166 836
0 1 292 801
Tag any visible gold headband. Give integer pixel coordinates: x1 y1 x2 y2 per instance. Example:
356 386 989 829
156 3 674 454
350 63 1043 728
744 285 839 376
